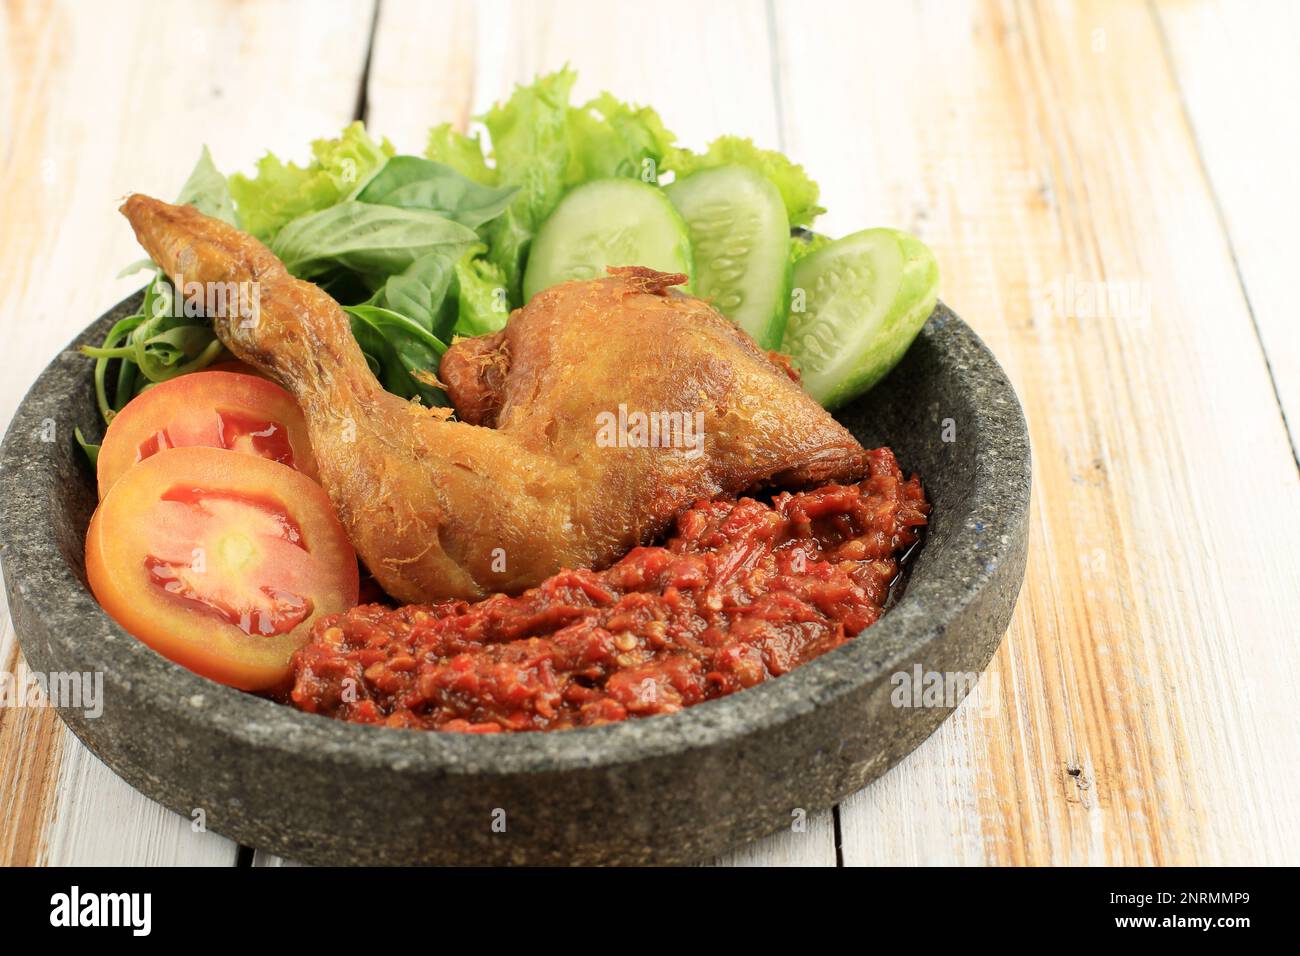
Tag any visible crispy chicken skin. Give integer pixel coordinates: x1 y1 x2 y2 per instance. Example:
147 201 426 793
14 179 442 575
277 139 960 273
121 195 869 602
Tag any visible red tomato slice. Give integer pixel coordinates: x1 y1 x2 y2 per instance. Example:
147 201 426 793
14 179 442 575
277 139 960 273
97 371 317 500
86 446 358 691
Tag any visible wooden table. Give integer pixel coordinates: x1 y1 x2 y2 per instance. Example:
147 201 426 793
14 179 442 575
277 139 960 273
2 0 1296 867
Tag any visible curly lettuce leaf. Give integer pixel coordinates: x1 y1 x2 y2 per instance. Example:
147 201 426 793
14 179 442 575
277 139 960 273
663 135 824 228
453 247 510 336
565 92 675 185
476 69 681 306
479 68 577 305
229 122 394 241
790 228 833 265
425 124 497 185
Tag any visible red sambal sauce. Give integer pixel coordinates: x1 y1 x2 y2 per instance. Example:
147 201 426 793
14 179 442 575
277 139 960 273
289 447 929 732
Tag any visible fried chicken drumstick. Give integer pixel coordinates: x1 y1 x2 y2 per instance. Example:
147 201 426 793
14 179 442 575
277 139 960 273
121 195 868 603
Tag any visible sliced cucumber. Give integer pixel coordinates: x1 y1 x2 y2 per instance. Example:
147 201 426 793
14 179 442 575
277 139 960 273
666 165 791 348
523 178 693 301
783 228 939 409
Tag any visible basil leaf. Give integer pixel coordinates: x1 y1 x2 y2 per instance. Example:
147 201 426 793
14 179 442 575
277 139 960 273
270 201 478 279
344 304 449 407
374 251 458 337
354 156 517 230
176 146 239 226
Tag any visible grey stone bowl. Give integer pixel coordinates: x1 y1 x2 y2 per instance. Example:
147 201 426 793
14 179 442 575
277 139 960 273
0 294 1029 865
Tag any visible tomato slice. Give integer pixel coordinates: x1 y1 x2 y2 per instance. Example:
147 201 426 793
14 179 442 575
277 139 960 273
97 371 317 499
86 446 358 691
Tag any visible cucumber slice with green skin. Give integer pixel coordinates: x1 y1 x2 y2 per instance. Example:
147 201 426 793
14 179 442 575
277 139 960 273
783 228 939 409
523 178 693 302
666 165 791 348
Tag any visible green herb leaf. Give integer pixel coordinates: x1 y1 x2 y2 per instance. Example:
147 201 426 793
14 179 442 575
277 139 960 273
229 122 394 242
176 146 239 226
269 201 478 279
373 251 459 338
480 68 579 305
74 427 100 467
81 313 145 422
354 156 518 230
344 304 449 407
116 258 159 279
424 125 497 185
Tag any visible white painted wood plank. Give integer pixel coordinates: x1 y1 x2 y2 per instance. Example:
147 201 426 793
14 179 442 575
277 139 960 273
363 0 478 154
1154 0 1300 452
0 0 376 865
706 810 838 867
13 0 1291 871
368 0 782 153
837 671 1000 866
774 0 1300 865
42 741 241 866
253 850 303 867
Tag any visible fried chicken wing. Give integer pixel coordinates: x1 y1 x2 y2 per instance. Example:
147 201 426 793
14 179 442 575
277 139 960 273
121 196 868 602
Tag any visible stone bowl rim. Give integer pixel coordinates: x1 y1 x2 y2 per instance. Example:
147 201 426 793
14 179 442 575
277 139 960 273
0 295 1030 779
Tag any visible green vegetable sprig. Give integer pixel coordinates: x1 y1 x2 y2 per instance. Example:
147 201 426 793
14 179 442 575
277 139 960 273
86 69 829 427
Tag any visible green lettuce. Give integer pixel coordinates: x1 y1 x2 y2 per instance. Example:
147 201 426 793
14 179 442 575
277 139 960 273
565 91 676 185
475 69 678 306
790 228 833 265
480 69 577 305
229 122 394 241
176 147 238 226
425 125 497 185
453 247 510 336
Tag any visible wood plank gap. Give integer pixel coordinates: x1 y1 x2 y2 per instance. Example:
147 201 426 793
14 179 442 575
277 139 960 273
831 803 844 867
353 0 384 124
1146 0 1299 473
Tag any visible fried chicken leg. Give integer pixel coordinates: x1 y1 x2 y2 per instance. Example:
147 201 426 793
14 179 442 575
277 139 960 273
121 195 868 602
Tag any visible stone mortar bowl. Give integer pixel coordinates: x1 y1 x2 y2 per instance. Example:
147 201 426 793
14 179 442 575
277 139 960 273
0 295 1030 865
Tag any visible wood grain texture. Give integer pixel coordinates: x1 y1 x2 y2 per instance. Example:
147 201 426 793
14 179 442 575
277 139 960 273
775 0 1300 865
3 0 1298 867
1153 0 1300 459
0 0 376 865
